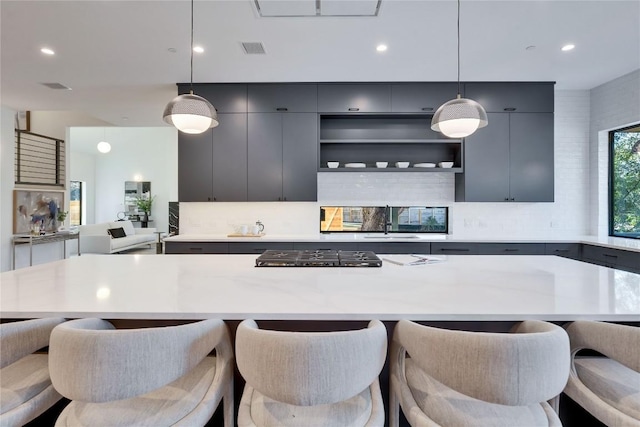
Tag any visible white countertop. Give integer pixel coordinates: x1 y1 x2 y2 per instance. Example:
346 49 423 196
164 233 640 252
1 254 638 321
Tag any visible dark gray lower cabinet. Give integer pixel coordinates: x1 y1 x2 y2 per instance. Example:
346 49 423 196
356 242 431 254
582 244 640 273
478 243 545 255
293 242 360 251
545 243 582 260
431 243 479 255
228 242 295 254
248 113 317 201
164 242 228 254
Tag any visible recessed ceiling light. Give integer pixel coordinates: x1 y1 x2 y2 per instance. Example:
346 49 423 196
97 141 111 153
167 48 177 53
40 48 55 55
376 44 388 52
193 46 204 53
561 44 575 52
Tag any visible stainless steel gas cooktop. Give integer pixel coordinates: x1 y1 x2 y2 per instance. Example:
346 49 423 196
255 250 383 267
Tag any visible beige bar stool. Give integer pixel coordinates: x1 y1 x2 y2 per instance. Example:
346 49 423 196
235 319 388 427
390 320 570 427
48 318 234 427
0 317 66 427
564 320 640 426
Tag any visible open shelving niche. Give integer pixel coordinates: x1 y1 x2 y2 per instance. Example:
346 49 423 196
318 114 463 172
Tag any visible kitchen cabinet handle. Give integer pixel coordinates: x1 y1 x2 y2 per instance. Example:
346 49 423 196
510 198 515 201
189 247 203 251
554 249 569 253
276 107 288 112
440 248 470 252
421 107 434 111
504 198 509 201
348 108 360 112
207 197 211 201
504 248 520 252
603 253 618 258
504 107 517 111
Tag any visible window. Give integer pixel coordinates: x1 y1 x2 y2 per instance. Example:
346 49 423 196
69 181 84 226
609 124 640 239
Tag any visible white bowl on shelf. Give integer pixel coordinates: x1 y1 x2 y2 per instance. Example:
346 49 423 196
395 162 410 168
376 162 388 168
438 161 454 168
414 162 436 168
345 162 366 168
327 162 340 168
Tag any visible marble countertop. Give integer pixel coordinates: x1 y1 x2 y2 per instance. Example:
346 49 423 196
2 254 638 321
164 233 640 252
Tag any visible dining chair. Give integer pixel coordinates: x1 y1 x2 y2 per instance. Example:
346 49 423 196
390 320 570 427
235 319 388 426
564 320 639 426
0 317 66 426
48 318 234 427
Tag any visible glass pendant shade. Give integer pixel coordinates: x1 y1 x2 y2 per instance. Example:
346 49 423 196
163 93 219 134
431 96 488 138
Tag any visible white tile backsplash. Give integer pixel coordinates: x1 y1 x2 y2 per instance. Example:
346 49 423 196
180 89 594 238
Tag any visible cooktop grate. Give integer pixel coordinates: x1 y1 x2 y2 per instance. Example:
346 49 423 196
255 250 382 267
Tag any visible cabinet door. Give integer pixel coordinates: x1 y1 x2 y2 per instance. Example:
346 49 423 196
212 114 248 201
478 243 545 255
283 113 318 201
457 113 510 202
318 84 391 112
183 83 248 113
248 113 284 201
464 83 554 113
545 243 581 260
248 84 317 112
509 113 554 202
391 83 459 113
431 242 478 254
178 131 213 202
228 242 294 254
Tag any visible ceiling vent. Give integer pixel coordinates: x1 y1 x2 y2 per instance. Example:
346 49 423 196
41 82 72 90
242 42 266 55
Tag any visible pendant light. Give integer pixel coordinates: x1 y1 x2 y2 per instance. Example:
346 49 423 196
431 0 487 138
163 0 218 134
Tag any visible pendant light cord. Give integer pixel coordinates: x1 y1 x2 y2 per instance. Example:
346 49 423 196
189 0 194 93
457 0 461 97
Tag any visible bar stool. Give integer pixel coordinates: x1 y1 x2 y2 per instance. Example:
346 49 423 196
235 319 387 426
390 320 570 427
48 318 234 427
0 318 66 426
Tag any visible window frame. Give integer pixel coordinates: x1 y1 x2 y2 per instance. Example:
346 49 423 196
608 123 640 240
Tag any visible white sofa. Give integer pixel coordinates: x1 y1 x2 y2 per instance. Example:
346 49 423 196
79 220 156 254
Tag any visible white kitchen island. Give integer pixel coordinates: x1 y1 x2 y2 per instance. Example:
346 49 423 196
1 254 638 321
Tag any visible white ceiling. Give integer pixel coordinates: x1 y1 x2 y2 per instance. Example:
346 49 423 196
1 0 639 127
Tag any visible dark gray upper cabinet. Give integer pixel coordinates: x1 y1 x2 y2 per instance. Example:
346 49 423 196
178 130 213 202
464 82 554 113
391 83 459 113
247 84 317 112
212 114 248 201
317 84 391 112
180 83 247 113
456 112 554 202
282 113 318 201
248 113 318 201
509 113 554 202
177 113 248 202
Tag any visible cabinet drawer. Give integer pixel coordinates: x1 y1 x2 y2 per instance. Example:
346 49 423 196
164 242 228 254
293 242 360 251
318 84 391 112
391 83 459 113
478 243 545 255
545 243 581 260
183 83 248 113
431 243 478 254
582 245 640 269
356 242 431 254
464 83 554 113
228 242 294 254
248 84 317 112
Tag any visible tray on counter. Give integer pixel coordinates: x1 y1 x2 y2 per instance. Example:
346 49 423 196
227 233 266 238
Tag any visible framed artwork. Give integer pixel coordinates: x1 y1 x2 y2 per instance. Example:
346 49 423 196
13 189 65 234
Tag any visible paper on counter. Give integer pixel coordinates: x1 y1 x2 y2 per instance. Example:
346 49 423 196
382 255 446 266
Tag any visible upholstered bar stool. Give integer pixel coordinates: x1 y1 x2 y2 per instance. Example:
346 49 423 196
0 317 66 426
235 319 388 427
564 320 640 426
48 318 234 427
390 320 570 427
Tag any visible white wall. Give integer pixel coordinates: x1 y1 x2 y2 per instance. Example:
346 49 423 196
70 127 178 233
179 90 593 238
30 111 109 140
589 69 640 236
1 106 16 272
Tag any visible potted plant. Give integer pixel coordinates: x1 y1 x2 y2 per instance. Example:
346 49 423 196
135 195 155 222
56 211 68 231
